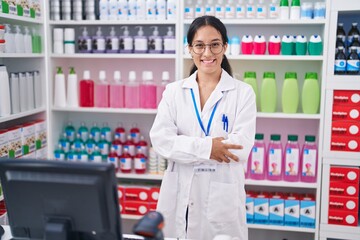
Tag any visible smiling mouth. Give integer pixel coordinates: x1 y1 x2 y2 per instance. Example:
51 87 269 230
201 59 216 64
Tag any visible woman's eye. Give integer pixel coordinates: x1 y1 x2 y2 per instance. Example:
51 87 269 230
194 44 205 49
212 43 221 47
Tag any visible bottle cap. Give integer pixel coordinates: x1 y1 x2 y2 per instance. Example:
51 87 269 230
151 26 159 36
57 67 63 74
270 134 281 141
69 67 76 74
121 26 129 36
109 26 116 37
136 26 144 36
352 22 358 27
167 27 174 36
285 72 297 79
128 71 136 82
305 135 316 142
99 70 106 81
263 72 275 79
96 27 103 37
162 71 170 81
288 135 298 141
338 23 343 27
255 133 264 140
244 71 256 79
114 71 121 82
291 0 300 6
82 27 89 37
305 72 318 80
83 70 90 79
280 0 289 7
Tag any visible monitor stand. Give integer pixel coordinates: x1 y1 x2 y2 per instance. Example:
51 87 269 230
44 217 72 240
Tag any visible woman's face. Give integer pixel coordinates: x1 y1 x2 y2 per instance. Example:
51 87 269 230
189 25 227 76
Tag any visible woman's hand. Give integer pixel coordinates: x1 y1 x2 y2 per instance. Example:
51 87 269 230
210 137 243 163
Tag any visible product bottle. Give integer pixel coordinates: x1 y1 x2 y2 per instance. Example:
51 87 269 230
78 146 89 162
64 28 75 54
123 135 136 156
260 72 277 113
347 22 360 46
184 0 194 19
85 0 96 20
254 35 266 54
246 0 255 19
0 65 11 117
266 134 283 181
140 71 157 109
215 0 225 19
53 28 64 54
256 0 266 19
167 0 177 20
90 146 102 163
54 67 67 108
73 133 84 152
135 0 146 20
205 0 215 16
115 122 126 143
33 71 42 108
108 147 119 171
117 0 128 20
78 27 92 53
119 26 133 53
302 72 320 114
336 23 346 43
195 0 205 18
67 147 78 162
110 71 125 108
164 27 176 54
65 121 76 143
90 122 101 143
130 124 141 144
4 24 15 53
249 133 266 180
313 2 325 19
108 0 118 20
235 0 245 18
72 0 83 21
347 46 360 75
59 132 70 154
32 27 42 53
241 35 253 54
295 35 307 55
61 0 72 20
137 135 148 157
85 134 96 154
19 72 28 112
300 135 317 183
148 26 163 54
78 121 89 142
120 148 133 173
334 46 347 75
51 0 61 20
134 149 147 174
79 70 94 107
98 134 110 159
26 72 35 111
279 0 289 20
349 35 360 55
106 26 119 53
9 73 20 114
54 144 66 161
112 135 123 157
66 67 79 107
15 25 24 53
290 0 300 20
225 0 235 19
308 35 323 56
145 0 156 20
230 36 240 55
95 70 109 108
268 35 281 55
157 71 170 106
101 122 112 142
99 0 109 20
284 135 300 182
127 0 137 20
92 27 106 53
243 72 259 109
282 72 299 113
269 0 279 19
281 35 295 55
134 26 148 53
23 26 32 53
124 71 140 108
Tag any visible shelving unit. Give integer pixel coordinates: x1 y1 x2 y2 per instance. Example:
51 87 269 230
50 53 177 59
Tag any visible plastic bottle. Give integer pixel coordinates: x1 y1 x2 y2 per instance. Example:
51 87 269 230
137 135 148 157
268 35 281 55
249 133 266 180
0 65 11 117
300 135 317 183
335 35 346 53
73 133 84 152
347 46 360 75
313 2 325 19
302 72 320 114
164 27 176 54
243 72 259 109
26 72 35 111
90 122 101 143
134 26 148 53
347 22 360 46
290 0 300 20
148 26 163 54
246 0 255 19
85 134 96 154
65 121 76 143
59 133 70 153
79 70 94 107
279 0 289 20
92 27 106 53
99 0 109 20
106 27 119 53
334 46 347 75
135 0 146 20
308 35 323 56
300 2 312 20
205 0 215 16
156 0 167 20
139 71 157 109
78 122 89 142
282 72 299 113
120 148 133 173
266 134 283 181
85 0 96 20
167 0 177 20
115 123 126 143
51 0 61 20
78 27 92 53
145 0 156 20
9 73 20 114
195 0 205 18
225 0 235 19
23 26 32 53
108 0 118 20
19 72 28 112
64 28 76 54
54 144 66 161
33 71 42 108
230 36 240 55
124 135 136 156
235 0 245 19
62 0 72 20
54 67 67 108
125 71 140 108
260 72 277 113
108 147 119 170
94 71 109 108
99 134 110 159
349 35 360 55
101 122 112 142
72 0 83 20
117 0 128 20
254 35 266 55
78 146 89 162
256 0 266 19
90 146 102 163
269 0 279 19
281 35 295 55
4 24 15 53
127 0 136 20
184 0 194 19
119 26 133 53
241 35 253 54
110 71 125 108
130 124 141 144
112 135 123 157
134 149 147 174
284 135 300 182
14 25 24 53
215 0 225 19
295 35 307 55
66 67 79 108
157 71 170 106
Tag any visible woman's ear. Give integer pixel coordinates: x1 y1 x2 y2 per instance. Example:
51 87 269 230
223 43 228 53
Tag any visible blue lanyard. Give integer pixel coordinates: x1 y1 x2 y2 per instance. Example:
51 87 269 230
190 88 220 136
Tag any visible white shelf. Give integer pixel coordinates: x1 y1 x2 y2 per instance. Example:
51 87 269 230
116 173 163 181
256 113 321 119
52 107 157 115
320 224 360 236
326 75 360 90
247 224 316 233
0 107 46 124
322 155 360 166
0 53 45 58
49 20 177 25
0 13 43 24
183 19 326 25
245 179 318 189
184 55 324 61
50 54 177 59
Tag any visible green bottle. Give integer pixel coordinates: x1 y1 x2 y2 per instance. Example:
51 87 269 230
90 123 101 143
65 121 76 143
85 134 96 155
101 123 112 142
73 133 84 151
90 146 102 163
282 72 299 113
302 72 320 114
260 72 277 113
54 144 66 161
59 133 70 153
244 72 259 109
78 122 89 142
78 146 89 162
99 134 110 160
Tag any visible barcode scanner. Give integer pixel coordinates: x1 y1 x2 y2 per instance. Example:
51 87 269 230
133 211 164 240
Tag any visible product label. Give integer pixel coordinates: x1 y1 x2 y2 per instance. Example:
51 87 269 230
346 60 360 72
246 6 255 18
79 153 89 162
65 129 75 142
124 145 135 156
251 147 265 174
86 142 95 154
268 148 282 176
108 156 119 168
225 7 235 18
334 60 346 72
134 157 146 171
285 148 299 176
91 155 102 163
301 149 317 177
113 144 123 156
120 157 132 171
99 142 109 155
54 152 65 160
236 7 245 18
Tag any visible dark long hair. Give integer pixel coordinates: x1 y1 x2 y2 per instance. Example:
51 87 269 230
187 15 233 77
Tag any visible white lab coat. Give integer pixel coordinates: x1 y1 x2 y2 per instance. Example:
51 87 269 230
150 70 256 240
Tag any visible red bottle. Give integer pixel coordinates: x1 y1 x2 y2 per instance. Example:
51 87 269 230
136 135 148 157
107 147 119 171
123 135 136 157
79 70 94 107
115 123 126 143
112 135 123 157
134 149 147 174
130 124 140 144
119 148 132 173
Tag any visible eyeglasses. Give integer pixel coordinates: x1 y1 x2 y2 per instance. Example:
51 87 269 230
190 42 224 55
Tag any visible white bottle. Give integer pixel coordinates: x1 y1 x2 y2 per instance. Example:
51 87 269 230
157 71 170 106
15 25 25 53
246 0 255 19
195 0 205 18
149 26 163 53
106 26 119 53
67 67 79 107
146 0 156 20
225 0 235 19
24 26 32 53
9 73 20 114
167 0 177 20
93 27 106 53
64 28 76 54
156 0 167 20
256 0 266 19
185 0 194 19
290 0 300 20
19 72 28 112
34 71 42 108
85 0 96 20
109 0 118 20
117 0 128 20
134 26 148 53
136 0 146 20
230 36 240 55
73 0 83 20
51 0 61 20
26 72 35 110
128 0 137 20
269 0 279 19
62 0 72 20
119 26 133 53
53 28 64 54
0 65 11 117
280 0 289 20
4 24 15 53
236 0 245 19
54 67 67 108
215 0 225 19
163 27 176 54
205 0 215 16
99 0 109 20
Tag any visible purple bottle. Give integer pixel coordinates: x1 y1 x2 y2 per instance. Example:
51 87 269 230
284 135 300 182
78 27 92 53
300 135 318 183
266 134 283 181
249 133 266 180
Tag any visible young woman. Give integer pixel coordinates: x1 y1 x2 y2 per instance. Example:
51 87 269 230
150 16 256 239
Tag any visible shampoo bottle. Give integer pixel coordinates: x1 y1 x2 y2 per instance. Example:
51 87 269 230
148 26 163 54
282 72 299 113
92 27 106 53
163 27 176 54
79 70 94 107
78 27 92 53
134 26 148 53
119 26 133 53
66 67 79 107
284 135 300 182
124 71 140 108
95 70 109 108
140 71 157 109
53 67 67 108
266 134 283 181
106 26 119 53
110 71 125 108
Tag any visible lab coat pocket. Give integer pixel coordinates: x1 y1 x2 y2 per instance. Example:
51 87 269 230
212 113 234 138
207 181 239 222
156 171 178 215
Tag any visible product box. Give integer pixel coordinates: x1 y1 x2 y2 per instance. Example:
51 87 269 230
330 166 360 184
149 187 160 202
253 193 269 224
20 151 36 159
20 123 36 155
21 0 30 17
8 0 16 14
34 120 47 149
329 181 359 197
331 121 360 137
16 0 23 16
124 187 150 202
7 126 22 158
30 0 40 18
123 201 149 216
329 196 359 213
328 210 358 226
284 194 300 227
331 136 360 152
332 105 360 121
148 202 157 212
269 193 284 226
35 147 47 160
246 192 254 224
333 90 360 106
0 130 8 158
300 194 316 228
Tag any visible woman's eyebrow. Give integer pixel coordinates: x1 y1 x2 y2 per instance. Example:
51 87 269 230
193 39 222 43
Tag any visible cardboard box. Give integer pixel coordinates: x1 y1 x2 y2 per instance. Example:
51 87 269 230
21 0 30 17
124 187 150 202
332 105 360 121
31 0 40 18
20 123 36 155
329 196 359 212
333 90 360 106
328 210 358 226
330 166 360 184
253 193 269 224
332 121 360 137
246 193 254 224
269 193 284 226
331 136 360 152
284 194 300 227
149 187 160 202
329 182 359 197
35 147 48 160
123 201 149 216
0 130 9 158
300 194 316 228
7 127 22 158
148 202 157 212
34 120 47 149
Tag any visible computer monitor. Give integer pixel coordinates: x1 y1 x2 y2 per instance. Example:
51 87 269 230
0 159 122 240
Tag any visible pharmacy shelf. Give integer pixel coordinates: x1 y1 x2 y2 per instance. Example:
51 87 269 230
0 13 43 24
326 75 360 90
256 113 321 119
322 156 360 166
245 179 318 189
0 53 45 58
116 173 163 181
184 55 324 61
183 19 327 25
50 54 177 59
52 107 157 115
320 224 360 236
247 224 316 233
0 107 46 124
49 20 177 26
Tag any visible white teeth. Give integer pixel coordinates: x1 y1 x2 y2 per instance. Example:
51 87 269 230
202 60 214 63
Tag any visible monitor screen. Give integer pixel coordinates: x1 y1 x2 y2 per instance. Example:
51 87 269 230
0 159 122 240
